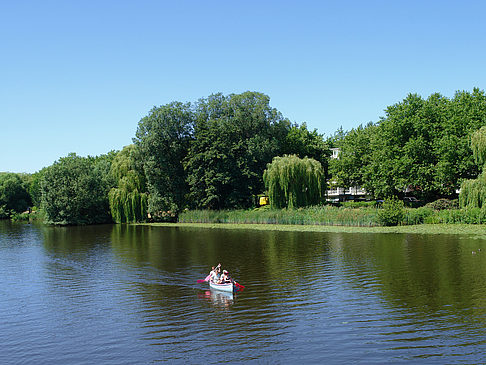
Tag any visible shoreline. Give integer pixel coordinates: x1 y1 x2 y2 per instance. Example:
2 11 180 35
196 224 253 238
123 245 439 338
137 222 486 237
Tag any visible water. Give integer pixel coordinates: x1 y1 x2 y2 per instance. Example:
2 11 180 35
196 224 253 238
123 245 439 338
1 221 486 364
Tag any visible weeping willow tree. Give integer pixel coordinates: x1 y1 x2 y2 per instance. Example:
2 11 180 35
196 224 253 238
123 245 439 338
108 145 148 223
460 127 486 208
263 155 325 209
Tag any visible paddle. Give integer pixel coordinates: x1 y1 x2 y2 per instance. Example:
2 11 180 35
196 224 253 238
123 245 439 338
233 281 245 289
197 274 211 284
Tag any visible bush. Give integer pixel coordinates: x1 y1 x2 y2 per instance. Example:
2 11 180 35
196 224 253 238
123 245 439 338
404 207 435 225
11 212 30 222
377 197 405 226
341 201 376 208
425 198 459 210
0 205 8 219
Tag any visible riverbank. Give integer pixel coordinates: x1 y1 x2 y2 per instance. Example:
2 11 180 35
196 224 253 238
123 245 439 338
140 222 486 238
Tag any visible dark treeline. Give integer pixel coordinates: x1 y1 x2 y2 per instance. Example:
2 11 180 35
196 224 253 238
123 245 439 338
2 88 486 225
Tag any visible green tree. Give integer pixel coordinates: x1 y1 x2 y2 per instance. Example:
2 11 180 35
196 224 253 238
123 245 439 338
263 155 325 209
339 90 486 201
377 197 405 226
134 102 194 217
41 153 112 225
459 126 486 208
185 92 290 209
108 145 148 223
281 122 330 176
27 168 48 208
364 93 442 199
0 173 32 218
329 122 377 190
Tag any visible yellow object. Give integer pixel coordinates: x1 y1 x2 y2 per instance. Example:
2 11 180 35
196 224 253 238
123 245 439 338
259 196 269 206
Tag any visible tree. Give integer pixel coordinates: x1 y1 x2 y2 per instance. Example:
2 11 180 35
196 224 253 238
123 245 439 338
263 155 325 209
134 102 193 218
0 173 32 218
41 153 112 225
108 145 148 223
459 126 486 208
329 122 377 190
281 123 330 176
184 92 290 209
364 93 441 199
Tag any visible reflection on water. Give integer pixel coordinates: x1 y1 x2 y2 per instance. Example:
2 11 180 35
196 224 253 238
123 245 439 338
198 290 234 309
1 220 486 363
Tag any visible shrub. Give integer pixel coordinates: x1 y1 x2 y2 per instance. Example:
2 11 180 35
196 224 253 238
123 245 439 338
404 207 435 225
341 201 376 208
425 198 459 210
377 197 405 226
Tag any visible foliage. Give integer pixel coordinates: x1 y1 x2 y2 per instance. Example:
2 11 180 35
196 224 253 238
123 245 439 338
281 122 329 174
459 172 486 208
329 122 376 189
0 172 32 218
403 207 435 225
108 145 148 223
41 153 113 225
27 168 47 208
263 155 325 209
460 126 486 209
184 92 291 209
423 207 486 224
331 88 486 201
179 205 486 227
134 101 194 216
470 126 486 168
340 201 378 208
179 206 379 226
425 198 459 210
377 197 405 226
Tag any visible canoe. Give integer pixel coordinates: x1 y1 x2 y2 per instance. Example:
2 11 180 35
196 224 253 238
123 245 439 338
209 280 234 293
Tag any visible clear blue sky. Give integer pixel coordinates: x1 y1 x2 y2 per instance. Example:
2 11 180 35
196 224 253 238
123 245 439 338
1 1 485 173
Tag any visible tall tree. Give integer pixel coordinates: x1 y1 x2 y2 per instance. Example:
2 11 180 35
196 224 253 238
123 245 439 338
41 153 112 225
330 88 486 201
263 155 325 209
329 122 377 189
459 126 486 208
185 92 290 209
108 145 148 223
134 102 193 217
281 123 330 176
0 173 32 218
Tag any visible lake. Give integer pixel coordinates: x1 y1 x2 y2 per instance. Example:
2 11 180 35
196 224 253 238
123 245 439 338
1 221 486 364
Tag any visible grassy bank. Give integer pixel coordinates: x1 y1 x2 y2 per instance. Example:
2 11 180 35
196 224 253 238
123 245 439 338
179 206 380 226
143 222 486 237
178 205 486 227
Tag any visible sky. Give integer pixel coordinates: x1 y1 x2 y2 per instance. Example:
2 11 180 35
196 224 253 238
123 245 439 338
1 0 485 173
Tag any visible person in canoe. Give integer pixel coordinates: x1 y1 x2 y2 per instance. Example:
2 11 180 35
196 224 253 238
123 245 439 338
218 269 231 284
209 263 221 283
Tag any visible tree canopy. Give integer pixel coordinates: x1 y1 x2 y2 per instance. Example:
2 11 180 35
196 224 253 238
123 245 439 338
0 173 31 218
184 92 291 209
331 88 486 201
41 153 114 225
108 145 148 223
263 155 325 209
134 102 193 217
459 126 486 208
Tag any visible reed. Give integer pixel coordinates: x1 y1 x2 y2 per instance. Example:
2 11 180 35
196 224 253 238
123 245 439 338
179 205 486 227
179 205 380 226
